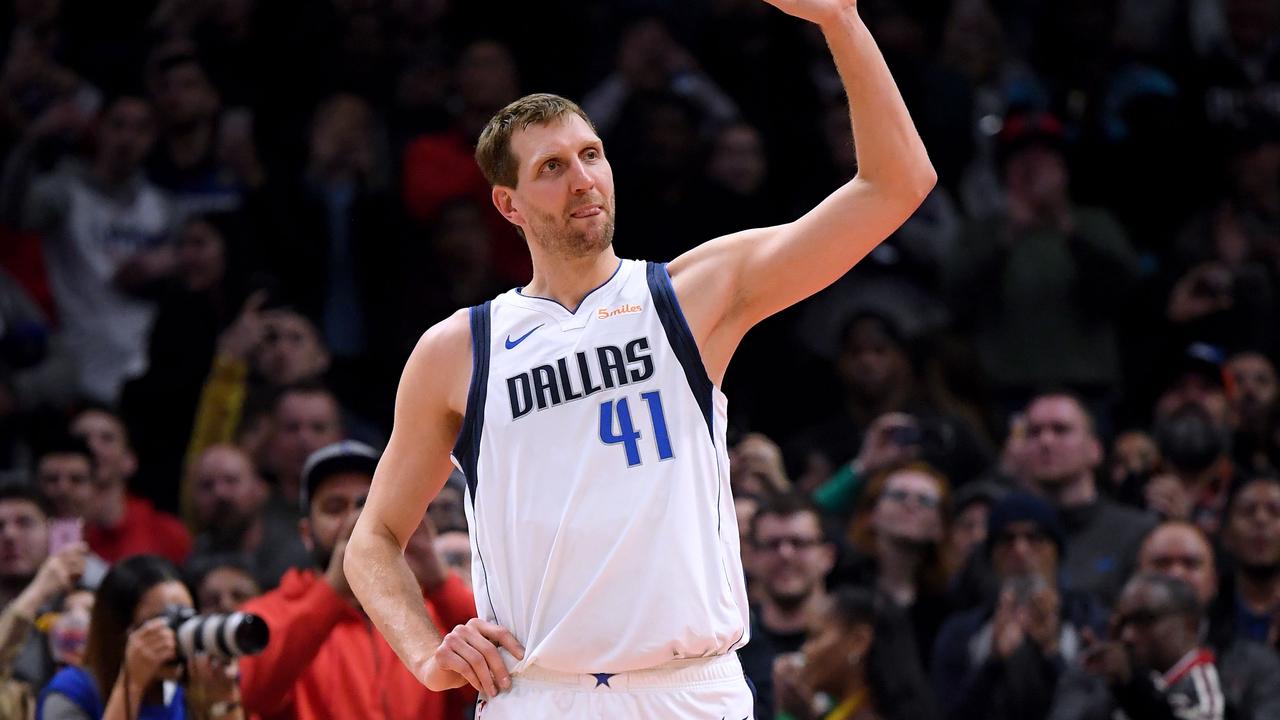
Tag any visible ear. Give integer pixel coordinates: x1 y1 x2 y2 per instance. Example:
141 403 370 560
847 622 874 661
492 186 524 229
1087 436 1103 469
818 541 837 576
299 517 313 552
122 449 139 481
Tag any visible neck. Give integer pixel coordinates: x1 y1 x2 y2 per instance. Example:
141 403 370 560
230 513 265 553
1236 567 1280 613
876 534 924 605
846 386 908 426
522 248 620 312
280 475 301 508
761 588 826 634
167 123 213 169
1043 472 1096 508
836 676 869 713
98 483 128 526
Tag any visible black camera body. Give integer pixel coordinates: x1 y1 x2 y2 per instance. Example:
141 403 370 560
164 606 270 660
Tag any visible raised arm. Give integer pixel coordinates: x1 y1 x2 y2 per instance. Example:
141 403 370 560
344 310 471 684
669 0 935 382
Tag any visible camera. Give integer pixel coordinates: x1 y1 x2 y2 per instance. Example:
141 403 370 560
886 418 956 457
164 606 270 660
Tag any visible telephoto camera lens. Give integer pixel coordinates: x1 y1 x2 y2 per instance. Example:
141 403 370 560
164 606 270 660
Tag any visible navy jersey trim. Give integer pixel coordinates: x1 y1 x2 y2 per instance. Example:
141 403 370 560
451 301 504 628
646 261 714 437
453 301 492 497
515 259 624 314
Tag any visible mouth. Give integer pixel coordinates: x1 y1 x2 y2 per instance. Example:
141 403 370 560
569 204 603 219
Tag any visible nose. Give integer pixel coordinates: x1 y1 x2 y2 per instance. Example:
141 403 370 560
567 158 595 194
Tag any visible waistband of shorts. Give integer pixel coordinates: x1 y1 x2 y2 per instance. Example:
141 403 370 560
515 652 743 690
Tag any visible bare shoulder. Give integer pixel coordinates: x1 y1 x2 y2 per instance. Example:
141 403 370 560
667 226 781 322
403 308 475 419
666 225 785 382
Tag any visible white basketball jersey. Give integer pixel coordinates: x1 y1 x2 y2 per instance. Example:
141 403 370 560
452 259 750 674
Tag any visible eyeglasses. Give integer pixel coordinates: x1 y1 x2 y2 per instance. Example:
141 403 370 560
756 536 824 553
882 488 941 509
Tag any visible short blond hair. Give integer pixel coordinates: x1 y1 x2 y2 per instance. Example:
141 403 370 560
474 93 596 188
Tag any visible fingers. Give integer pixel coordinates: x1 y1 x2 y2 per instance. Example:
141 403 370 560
437 632 494 695
241 289 269 316
432 619 524 697
131 618 178 665
474 620 526 661
462 620 512 693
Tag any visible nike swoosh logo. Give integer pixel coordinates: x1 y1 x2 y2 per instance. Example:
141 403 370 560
505 324 544 349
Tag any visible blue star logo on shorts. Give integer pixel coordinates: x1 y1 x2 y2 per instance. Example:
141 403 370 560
592 673 615 688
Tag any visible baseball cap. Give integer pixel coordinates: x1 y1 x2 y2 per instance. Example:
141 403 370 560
300 440 380 512
1177 342 1226 388
997 110 1066 164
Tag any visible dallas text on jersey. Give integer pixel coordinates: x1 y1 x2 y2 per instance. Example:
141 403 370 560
506 337 655 420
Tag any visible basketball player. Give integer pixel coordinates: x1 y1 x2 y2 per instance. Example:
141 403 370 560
346 0 935 716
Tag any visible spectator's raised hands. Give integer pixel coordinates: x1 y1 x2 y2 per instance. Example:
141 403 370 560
854 412 920 476
216 290 269 361
11 542 87 618
1168 262 1235 323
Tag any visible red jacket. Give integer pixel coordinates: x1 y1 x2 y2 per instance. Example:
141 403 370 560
86 495 191 565
239 568 477 720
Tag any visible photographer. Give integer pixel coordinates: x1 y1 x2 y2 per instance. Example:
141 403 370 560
37 554 242 720
236 441 475 720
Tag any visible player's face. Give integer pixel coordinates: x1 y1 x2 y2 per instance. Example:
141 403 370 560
504 115 616 258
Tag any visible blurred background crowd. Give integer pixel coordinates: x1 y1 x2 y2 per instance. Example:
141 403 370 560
3 0 1280 718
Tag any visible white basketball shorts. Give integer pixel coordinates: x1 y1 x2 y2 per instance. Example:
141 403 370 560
474 653 755 719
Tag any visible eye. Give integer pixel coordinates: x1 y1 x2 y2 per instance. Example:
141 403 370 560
542 160 560 173
583 148 600 161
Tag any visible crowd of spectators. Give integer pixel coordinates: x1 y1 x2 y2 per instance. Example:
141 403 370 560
3 0 1280 718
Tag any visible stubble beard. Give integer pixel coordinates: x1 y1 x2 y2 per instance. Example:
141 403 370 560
528 196 617 259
